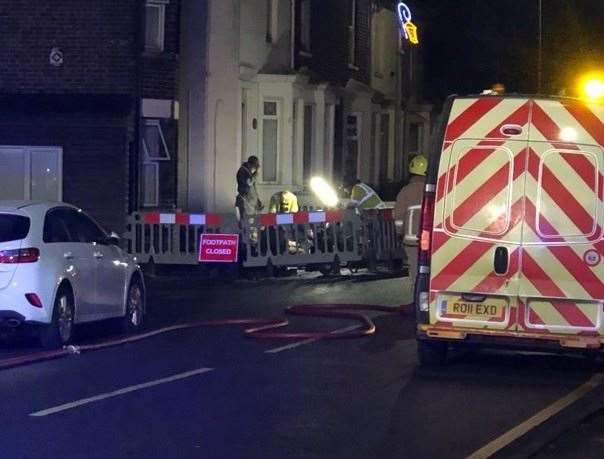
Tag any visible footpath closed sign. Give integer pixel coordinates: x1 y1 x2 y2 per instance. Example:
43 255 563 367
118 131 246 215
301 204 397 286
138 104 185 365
199 234 239 263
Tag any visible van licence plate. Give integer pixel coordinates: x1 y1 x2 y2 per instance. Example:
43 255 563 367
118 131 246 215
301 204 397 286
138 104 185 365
440 297 507 321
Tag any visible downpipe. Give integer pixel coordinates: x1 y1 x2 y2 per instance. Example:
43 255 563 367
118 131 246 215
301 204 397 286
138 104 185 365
0 303 414 370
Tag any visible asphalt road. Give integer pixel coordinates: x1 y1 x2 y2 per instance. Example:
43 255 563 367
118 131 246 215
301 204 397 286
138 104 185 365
0 270 602 458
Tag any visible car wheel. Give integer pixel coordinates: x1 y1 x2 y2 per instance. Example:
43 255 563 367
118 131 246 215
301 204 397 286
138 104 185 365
417 340 447 367
39 289 75 349
122 279 145 334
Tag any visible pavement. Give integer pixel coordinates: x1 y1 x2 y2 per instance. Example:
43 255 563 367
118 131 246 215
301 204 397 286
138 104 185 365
0 269 603 458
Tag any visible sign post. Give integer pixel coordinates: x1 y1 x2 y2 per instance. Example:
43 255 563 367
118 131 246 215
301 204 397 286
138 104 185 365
198 234 240 263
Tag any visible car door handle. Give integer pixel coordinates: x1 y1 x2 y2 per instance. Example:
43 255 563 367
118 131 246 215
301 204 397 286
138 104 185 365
93 252 104 259
64 252 74 260
494 247 509 275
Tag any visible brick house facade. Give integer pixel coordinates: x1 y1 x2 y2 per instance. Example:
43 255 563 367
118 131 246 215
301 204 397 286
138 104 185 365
0 0 183 230
0 0 140 232
140 0 180 211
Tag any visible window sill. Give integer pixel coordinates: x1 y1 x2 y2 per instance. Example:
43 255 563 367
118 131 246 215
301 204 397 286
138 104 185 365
298 50 313 58
348 63 360 71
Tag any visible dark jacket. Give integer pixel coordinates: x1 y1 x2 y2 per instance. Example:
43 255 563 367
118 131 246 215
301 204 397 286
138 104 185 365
236 162 262 213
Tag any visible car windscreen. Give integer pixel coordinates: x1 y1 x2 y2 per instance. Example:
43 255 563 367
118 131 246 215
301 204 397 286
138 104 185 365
0 214 31 243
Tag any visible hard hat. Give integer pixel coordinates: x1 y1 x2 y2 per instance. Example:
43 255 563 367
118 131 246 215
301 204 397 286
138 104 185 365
409 155 427 176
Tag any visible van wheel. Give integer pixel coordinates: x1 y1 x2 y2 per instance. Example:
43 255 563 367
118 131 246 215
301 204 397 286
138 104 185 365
121 279 145 334
39 289 75 349
417 340 447 367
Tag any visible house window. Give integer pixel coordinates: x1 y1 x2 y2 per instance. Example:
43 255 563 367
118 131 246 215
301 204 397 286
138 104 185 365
143 119 170 161
344 113 362 182
348 0 358 67
408 122 424 156
141 162 159 207
303 105 314 181
262 101 280 182
373 21 385 78
379 113 390 183
299 0 312 54
141 119 170 207
266 0 278 43
145 0 168 52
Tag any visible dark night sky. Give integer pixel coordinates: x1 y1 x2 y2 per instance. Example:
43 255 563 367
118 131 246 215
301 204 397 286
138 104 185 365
414 0 604 104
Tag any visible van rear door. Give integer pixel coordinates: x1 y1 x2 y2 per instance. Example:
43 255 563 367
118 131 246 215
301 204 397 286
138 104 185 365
429 97 531 331
519 99 604 336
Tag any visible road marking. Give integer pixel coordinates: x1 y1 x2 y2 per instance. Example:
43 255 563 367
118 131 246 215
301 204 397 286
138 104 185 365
265 325 361 354
466 373 604 459
29 367 214 417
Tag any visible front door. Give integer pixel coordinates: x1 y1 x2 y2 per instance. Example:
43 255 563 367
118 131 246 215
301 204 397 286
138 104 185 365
518 99 604 336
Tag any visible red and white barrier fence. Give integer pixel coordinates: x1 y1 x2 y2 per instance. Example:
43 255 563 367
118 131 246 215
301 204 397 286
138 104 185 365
124 208 405 272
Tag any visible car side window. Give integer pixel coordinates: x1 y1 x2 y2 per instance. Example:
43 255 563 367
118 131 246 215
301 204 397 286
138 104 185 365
63 210 107 244
43 210 72 243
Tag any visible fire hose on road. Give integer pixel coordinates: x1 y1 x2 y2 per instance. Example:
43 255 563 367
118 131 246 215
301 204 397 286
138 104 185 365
0 303 411 371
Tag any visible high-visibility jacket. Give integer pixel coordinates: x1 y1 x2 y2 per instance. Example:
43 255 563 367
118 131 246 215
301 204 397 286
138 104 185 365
350 182 385 210
269 191 299 213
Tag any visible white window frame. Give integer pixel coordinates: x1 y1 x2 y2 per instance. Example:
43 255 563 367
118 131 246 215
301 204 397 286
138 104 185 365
143 119 171 161
141 161 159 207
260 99 281 184
348 0 358 68
145 0 169 53
0 146 63 201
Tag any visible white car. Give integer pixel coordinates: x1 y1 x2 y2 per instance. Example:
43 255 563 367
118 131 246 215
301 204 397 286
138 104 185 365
0 201 145 348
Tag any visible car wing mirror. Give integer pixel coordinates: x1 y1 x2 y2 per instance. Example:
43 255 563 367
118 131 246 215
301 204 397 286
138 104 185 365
106 231 121 246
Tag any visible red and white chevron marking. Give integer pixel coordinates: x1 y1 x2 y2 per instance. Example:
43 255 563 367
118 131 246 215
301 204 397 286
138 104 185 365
429 96 604 334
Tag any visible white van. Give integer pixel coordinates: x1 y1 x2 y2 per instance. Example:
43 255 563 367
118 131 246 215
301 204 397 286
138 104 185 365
415 95 604 365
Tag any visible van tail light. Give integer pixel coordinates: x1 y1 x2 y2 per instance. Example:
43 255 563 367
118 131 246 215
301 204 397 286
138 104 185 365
418 190 435 268
0 248 40 264
415 187 435 324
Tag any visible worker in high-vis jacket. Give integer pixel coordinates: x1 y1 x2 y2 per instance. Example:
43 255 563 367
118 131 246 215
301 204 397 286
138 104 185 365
394 154 427 280
268 190 299 214
394 154 427 237
345 177 386 210
268 190 301 254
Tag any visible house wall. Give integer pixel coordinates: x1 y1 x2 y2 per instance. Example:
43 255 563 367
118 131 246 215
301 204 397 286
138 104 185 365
0 110 130 233
143 0 180 100
141 0 180 210
371 8 398 99
0 0 138 95
0 0 138 232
